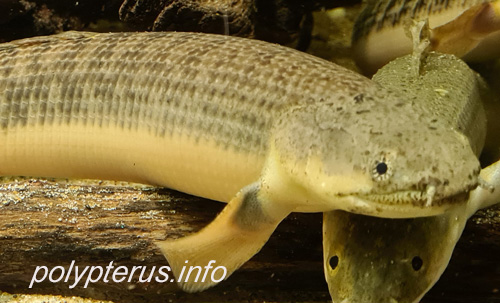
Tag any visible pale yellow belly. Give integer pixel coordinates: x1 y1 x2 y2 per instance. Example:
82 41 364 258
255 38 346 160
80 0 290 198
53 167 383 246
0 124 264 202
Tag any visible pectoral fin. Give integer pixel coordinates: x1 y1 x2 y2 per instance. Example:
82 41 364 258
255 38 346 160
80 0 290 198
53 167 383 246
431 2 500 57
156 183 291 292
469 159 500 214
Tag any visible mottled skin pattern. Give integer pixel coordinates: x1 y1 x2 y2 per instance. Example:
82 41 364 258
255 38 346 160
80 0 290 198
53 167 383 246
372 52 487 154
0 32 482 292
322 52 492 303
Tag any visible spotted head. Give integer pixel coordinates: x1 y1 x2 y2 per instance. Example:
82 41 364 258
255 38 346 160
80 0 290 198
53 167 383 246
267 87 481 218
322 208 469 303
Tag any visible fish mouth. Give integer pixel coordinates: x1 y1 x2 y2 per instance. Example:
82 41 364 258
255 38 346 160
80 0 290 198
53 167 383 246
358 188 470 207
344 188 472 218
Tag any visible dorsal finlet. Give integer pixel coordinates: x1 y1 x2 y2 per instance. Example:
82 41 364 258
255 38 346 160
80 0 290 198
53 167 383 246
404 19 432 75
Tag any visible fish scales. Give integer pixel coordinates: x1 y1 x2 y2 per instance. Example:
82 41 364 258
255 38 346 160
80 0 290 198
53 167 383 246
0 31 369 201
0 30 437 207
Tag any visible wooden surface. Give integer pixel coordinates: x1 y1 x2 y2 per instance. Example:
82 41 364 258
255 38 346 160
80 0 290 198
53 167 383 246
119 0 255 36
0 0 357 46
0 178 499 303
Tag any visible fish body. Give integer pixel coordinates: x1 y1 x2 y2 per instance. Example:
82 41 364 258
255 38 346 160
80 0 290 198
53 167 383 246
353 0 500 75
0 31 481 291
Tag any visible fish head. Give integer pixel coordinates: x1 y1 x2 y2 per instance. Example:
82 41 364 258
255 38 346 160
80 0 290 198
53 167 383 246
271 92 480 217
322 208 468 303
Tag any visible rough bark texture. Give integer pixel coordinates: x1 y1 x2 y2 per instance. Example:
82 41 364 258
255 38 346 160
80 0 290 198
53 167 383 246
0 0 125 43
0 178 498 303
0 0 360 45
119 0 255 37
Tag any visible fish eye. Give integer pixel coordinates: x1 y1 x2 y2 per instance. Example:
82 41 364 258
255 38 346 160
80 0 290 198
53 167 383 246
412 256 423 271
329 255 339 270
376 162 388 175
372 159 391 181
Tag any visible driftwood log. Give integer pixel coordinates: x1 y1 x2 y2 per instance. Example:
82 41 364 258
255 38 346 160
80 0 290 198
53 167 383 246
0 0 359 46
119 0 255 37
0 178 498 303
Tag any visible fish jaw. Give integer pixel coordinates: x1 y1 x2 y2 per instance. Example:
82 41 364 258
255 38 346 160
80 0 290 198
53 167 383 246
343 189 472 218
261 138 479 218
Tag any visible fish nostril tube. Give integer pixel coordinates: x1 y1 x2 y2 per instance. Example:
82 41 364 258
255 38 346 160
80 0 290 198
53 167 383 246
425 184 436 207
417 176 442 189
